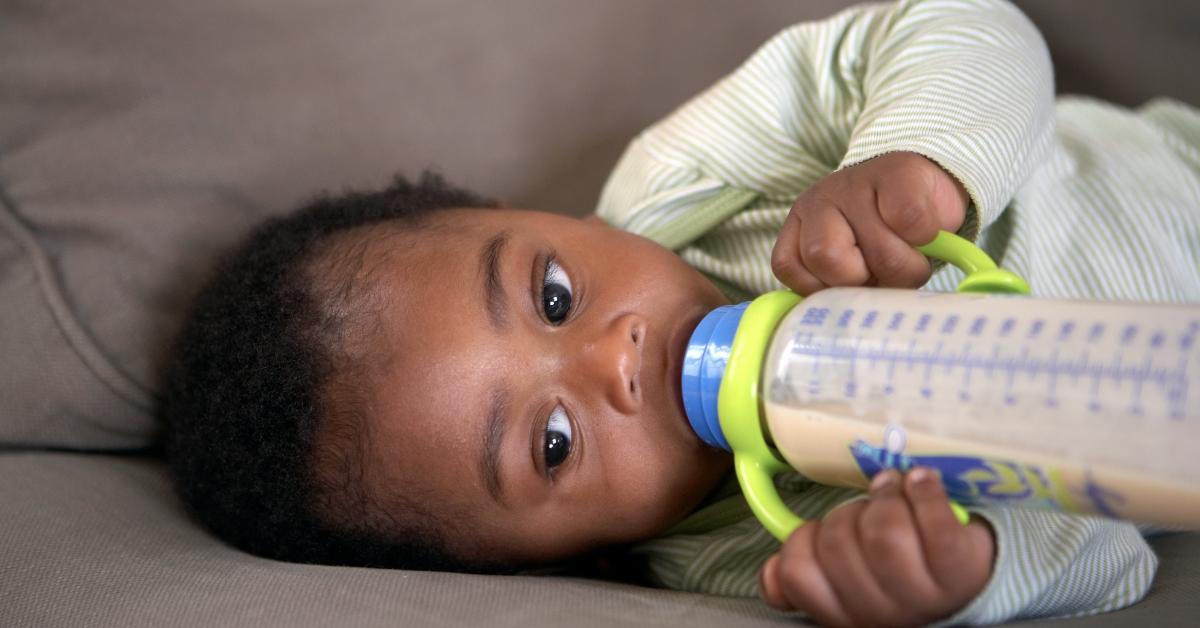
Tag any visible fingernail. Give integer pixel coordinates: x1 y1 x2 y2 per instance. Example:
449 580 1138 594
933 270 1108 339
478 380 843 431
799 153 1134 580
869 470 896 493
909 467 940 488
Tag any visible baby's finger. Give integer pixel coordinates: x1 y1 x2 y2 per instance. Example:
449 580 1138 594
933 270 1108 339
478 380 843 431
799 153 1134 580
853 214 932 288
859 471 945 612
759 554 790 610
769 522 855 626
876 168 942 246
772 210 829 295
904 468 979 592
798 203 871 287
816 500 902 627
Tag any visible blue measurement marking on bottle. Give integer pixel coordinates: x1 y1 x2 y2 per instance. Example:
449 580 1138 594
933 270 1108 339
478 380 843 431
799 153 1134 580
861 310 878 330
1121 324 1138 345
1168 356 1187 420
1004 347 1027 405
1130 355 1151 416
806 331 822 395
884 338 902 395
844 334 860 399
1089 351 1108 413
1027 350 1042 382
1088 323 1105 343
1000 318 1015 337
915 314 932 333
921 340 943 398
883 338 892 393
868 336 885 369
836 309 854 328
801 307 830 326
811 333 840 398
905 338 918 372
1028 319 1044 339
788 312 1194 419
1072 348 1089 385
969 317 986 336
888 312 905 331
959 342 974 401
1045 348 1060 407
941 315 959 335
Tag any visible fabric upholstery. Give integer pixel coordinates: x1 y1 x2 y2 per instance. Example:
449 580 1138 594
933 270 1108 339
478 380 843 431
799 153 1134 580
0 453 796 627
2 453 1197 627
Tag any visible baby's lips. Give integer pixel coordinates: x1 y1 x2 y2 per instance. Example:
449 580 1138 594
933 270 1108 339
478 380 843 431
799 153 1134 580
667 308 708 437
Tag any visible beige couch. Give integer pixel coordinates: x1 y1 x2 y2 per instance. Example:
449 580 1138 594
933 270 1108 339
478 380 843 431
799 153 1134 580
2 1 1197 625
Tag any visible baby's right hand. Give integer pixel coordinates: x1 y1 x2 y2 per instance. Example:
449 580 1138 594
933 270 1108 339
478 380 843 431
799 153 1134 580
771 152 968 295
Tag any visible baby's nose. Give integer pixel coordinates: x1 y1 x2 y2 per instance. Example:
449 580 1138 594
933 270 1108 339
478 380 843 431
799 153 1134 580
581 313 645 414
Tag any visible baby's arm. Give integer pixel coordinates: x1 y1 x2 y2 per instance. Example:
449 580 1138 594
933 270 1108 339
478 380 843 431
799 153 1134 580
941 507 1157 624
597 0 1055 259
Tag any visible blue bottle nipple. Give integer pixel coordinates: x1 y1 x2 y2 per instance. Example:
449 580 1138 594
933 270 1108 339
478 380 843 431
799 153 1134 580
681 302 749 452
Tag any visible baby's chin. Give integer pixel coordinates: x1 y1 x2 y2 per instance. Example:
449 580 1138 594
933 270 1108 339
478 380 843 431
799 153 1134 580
672 447 734 524
652 486 726 540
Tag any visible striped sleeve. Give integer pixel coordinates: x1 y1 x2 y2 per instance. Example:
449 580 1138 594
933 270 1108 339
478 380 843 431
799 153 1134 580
632 479 864 597
637 481 1159 624
939 509 1158 625
596 0 1056 247
837 0 1057 242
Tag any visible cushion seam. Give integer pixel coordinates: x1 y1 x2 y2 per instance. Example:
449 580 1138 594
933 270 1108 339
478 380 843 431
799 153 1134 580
0 182 154 415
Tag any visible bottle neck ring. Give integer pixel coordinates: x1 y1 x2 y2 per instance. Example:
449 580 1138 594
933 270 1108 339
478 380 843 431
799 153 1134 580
681 302 749 451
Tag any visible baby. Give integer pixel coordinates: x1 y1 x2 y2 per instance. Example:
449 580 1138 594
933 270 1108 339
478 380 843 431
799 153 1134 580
163 0 1199 625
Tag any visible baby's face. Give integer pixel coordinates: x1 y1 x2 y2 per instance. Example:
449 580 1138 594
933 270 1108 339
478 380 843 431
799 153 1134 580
354 208 732 564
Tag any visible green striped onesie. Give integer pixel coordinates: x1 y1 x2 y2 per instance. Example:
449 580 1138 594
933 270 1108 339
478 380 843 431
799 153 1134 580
596 0 1199 623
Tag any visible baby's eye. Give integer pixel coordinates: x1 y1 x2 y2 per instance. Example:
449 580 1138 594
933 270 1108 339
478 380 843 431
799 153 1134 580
544 405 572 472
541 257 573 325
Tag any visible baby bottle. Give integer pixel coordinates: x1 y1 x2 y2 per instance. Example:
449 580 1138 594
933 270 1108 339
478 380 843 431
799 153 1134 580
682 231 1200 542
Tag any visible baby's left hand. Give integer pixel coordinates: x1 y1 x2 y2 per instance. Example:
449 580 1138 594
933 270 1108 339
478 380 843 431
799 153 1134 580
758 467 995 628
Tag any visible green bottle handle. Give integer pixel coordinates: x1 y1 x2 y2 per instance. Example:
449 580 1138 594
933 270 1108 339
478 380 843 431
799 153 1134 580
720 230 1029 542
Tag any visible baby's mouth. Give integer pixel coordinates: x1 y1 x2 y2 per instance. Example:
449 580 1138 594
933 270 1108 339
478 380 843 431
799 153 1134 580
667 309 708 438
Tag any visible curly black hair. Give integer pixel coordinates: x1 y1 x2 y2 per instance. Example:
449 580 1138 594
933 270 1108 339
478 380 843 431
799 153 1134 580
161 172 510 572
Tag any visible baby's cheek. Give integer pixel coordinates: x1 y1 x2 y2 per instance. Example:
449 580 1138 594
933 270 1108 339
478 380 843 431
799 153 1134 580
595 410 707 538
644 453 707 530
598 456 675 540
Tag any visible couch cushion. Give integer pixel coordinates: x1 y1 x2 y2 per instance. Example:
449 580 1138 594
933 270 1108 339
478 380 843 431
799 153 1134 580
0 452 797 627
3 452 1198 627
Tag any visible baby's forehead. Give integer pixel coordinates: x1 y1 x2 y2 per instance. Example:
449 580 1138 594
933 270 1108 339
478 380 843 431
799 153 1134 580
324 217 487 368
307 218 463 308
326 206 596 392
